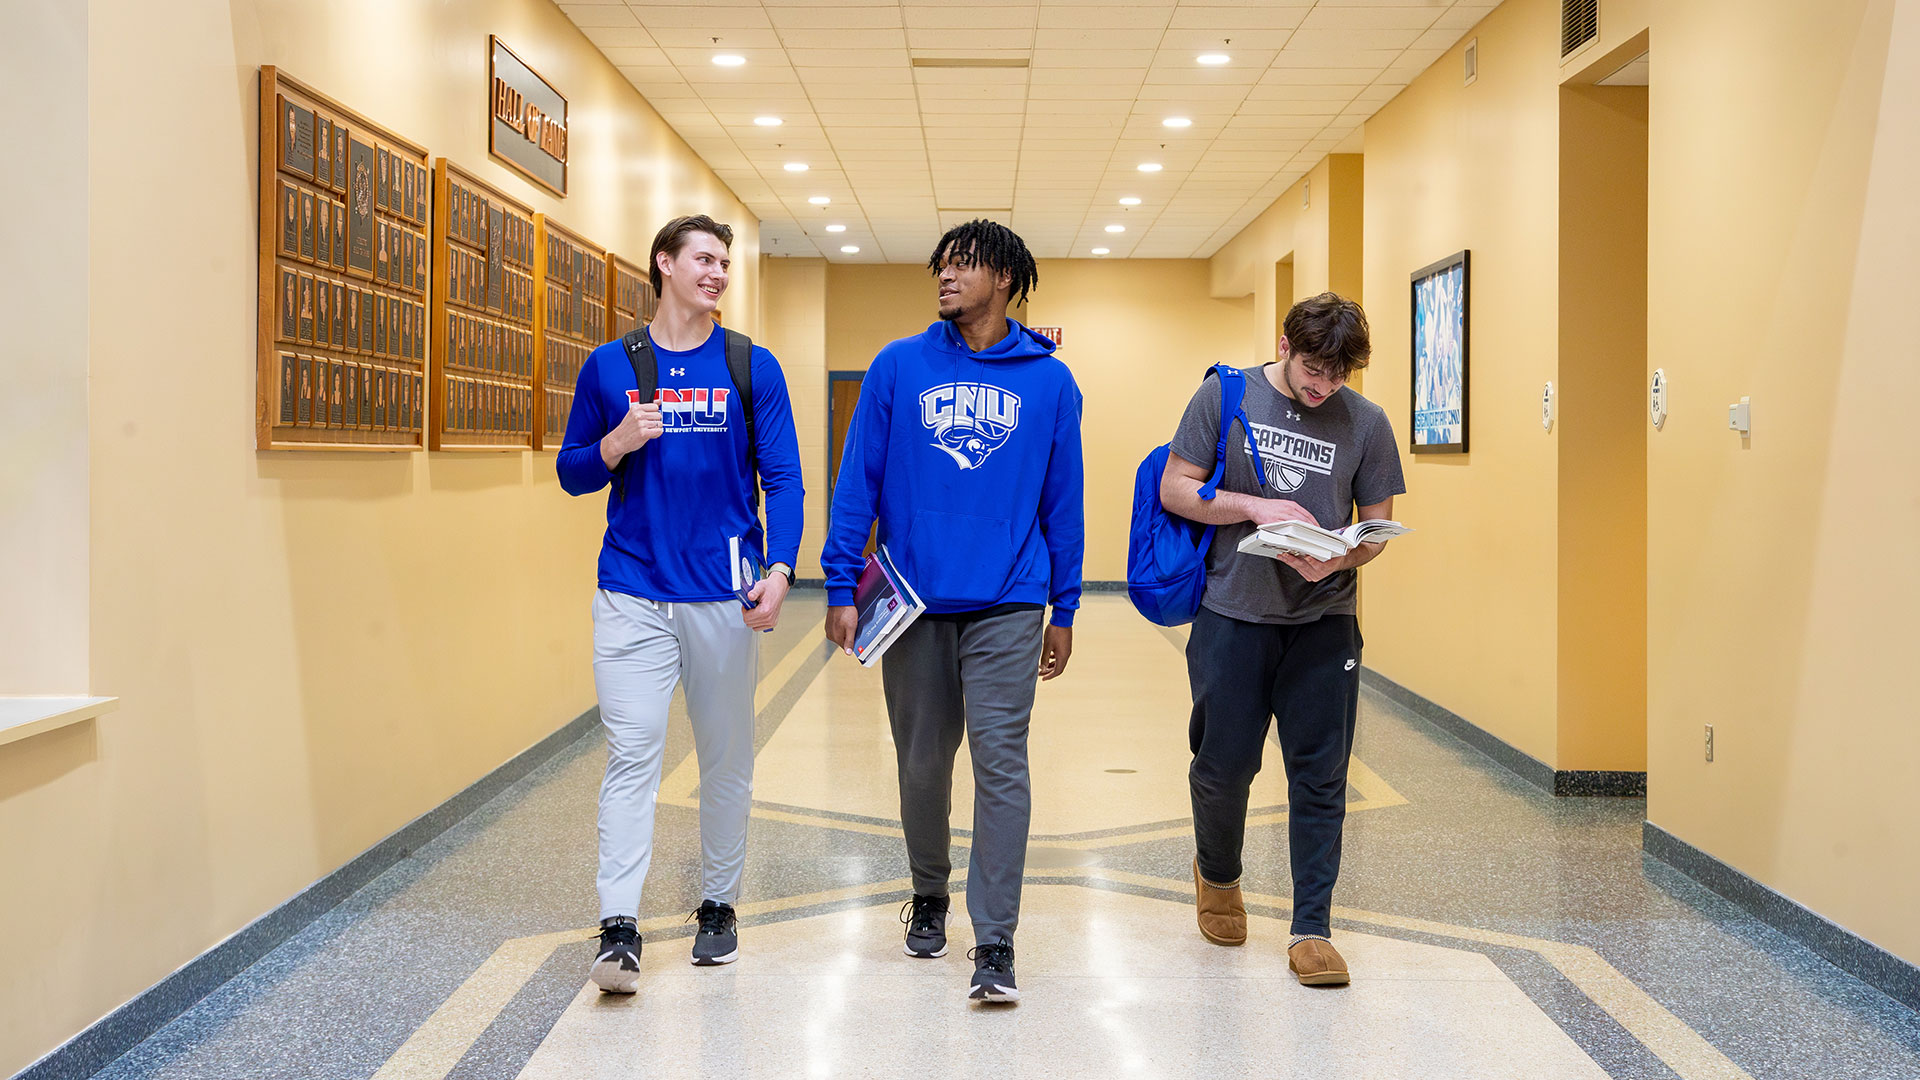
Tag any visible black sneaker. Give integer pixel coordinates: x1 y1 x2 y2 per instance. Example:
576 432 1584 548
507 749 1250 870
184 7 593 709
967 939 1018 1003
900 894 950 958
590 916 641 993
689 900 739 966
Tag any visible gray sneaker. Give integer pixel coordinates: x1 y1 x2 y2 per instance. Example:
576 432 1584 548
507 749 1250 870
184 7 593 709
690 900 738 966
590 917 641 993
901 894 949 958
968 939 1018 1002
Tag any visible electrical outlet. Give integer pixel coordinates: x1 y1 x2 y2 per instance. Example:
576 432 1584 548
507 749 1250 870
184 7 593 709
1704 724 1714 762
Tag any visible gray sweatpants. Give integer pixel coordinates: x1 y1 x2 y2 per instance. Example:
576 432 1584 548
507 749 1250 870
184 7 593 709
880 608 1045 945
593 590 758 921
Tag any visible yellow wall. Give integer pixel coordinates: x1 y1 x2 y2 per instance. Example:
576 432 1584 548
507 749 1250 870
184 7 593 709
0 0 88 695
758 257 828 579
1351 0 1565 767
1644 0 1920 964
1207 155 1364 370
0 0 757 1072
824 263 941 371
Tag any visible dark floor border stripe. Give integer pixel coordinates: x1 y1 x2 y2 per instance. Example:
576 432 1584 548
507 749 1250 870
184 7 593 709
1359 668 1646 797
1082 580 1129 593
1643 821 1920 1012
14 706 602 1080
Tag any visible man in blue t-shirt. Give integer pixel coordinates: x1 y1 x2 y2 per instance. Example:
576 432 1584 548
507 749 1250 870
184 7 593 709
556 215 804 992
823 220 1085 1004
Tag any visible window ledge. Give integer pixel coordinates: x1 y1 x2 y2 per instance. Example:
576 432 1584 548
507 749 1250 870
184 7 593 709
0 696 118 748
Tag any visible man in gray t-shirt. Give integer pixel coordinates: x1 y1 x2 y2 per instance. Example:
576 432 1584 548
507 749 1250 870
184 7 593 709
1159 292 1406 988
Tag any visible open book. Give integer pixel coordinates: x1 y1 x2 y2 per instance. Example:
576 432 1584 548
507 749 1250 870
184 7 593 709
1236 519 1413 563
852 545 926 667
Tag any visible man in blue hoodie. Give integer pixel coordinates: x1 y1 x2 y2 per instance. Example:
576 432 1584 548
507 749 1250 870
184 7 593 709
556 215 804 991
823 220 1085 1004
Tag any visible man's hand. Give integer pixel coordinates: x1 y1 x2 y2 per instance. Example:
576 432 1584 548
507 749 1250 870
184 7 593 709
1276 538 1386 582
1038 624 1073 681
600 401 664 469
742 573 790 631
827 605 858 655
1249 498 1318 526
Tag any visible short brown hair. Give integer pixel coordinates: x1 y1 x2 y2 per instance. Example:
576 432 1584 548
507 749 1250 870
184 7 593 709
1282 292 1371 376
649 215 734 297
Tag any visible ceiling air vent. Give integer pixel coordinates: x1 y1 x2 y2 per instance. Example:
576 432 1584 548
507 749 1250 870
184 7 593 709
1561 0 1598 57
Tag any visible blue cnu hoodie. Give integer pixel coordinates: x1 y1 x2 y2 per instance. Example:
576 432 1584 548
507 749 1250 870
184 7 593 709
824 318 1084 627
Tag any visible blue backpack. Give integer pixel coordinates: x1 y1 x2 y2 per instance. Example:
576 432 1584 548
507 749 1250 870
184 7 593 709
1126 365 1269 626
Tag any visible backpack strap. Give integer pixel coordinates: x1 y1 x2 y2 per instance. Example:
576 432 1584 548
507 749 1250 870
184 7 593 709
1197 365 1268 499
618 329 655 479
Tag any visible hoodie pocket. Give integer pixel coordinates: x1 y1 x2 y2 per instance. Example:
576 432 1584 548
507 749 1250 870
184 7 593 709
904 510 1014 607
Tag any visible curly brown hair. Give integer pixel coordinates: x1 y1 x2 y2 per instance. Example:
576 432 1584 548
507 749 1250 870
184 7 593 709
1282 292 1371 376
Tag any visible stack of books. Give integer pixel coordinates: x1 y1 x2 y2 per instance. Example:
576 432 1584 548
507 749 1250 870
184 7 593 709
1237 518 1413 562
853 545 925 666
730 536 769 631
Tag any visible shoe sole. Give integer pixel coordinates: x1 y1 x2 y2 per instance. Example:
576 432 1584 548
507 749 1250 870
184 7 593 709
1292 967 1350 987
690 950 738 966
904 942 948 959
590 959 640 994
968 984 1020 1003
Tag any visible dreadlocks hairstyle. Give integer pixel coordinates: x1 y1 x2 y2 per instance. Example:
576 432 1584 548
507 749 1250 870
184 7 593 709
927 219 1038 306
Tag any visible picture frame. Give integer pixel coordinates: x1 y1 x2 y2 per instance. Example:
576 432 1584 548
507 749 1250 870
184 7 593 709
332 281 346 346
333 202 347 270
376 146 390 212
1410 249 1470 454
332 124 348 193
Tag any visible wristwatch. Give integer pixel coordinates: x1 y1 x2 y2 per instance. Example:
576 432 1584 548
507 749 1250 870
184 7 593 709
768 562 794 586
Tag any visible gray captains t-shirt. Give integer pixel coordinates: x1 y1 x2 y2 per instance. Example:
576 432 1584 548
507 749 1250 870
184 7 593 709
1169 365 1406 625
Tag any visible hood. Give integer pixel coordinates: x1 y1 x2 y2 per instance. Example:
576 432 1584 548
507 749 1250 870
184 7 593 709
922 317 1058 362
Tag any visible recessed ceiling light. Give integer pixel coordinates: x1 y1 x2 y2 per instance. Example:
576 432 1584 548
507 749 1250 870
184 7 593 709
840 245 860 254
1197 53 1230 66
808 196 831 205
713 54 746 67
825 224 846 233
1137 162 1163 173
784 162 809 172
1105 224 1126 233
1163 117 1192 128
1119 197 1142 206
753 116 782 127
1091 247 1111 256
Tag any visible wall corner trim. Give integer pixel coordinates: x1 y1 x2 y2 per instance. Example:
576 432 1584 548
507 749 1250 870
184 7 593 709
1643 821 1920 1012
14 706 603 1080
1359 668 1645 797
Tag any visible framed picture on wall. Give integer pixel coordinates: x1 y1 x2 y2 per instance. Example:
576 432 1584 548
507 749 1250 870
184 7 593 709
1410 249 1470 454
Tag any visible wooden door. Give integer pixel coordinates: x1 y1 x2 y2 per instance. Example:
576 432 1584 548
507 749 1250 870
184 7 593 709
827 371 877 555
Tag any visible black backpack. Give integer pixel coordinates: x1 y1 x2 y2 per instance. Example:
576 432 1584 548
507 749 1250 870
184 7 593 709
618 326 759 494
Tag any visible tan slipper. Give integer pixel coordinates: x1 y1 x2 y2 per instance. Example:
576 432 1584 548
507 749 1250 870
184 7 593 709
1288 937 1350 986
1192 859 1246 946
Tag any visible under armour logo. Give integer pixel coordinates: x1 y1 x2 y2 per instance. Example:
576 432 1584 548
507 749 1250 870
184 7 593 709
1287 408 1302 422
670 367 685 377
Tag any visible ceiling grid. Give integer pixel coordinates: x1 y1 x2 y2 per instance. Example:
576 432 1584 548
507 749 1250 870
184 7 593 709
559 0 1499 262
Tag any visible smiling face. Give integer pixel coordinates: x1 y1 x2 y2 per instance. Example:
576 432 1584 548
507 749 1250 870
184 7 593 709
657 230 730 316
1277 335 1349 409
933 244 1010 322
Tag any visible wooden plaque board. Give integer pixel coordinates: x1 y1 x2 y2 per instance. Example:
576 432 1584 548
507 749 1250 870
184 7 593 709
257 67 431 451
430 160 538 451
534 215 608 451
606 253 654 341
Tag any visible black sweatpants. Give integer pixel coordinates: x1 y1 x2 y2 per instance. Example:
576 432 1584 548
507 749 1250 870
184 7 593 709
1187 606 1362 938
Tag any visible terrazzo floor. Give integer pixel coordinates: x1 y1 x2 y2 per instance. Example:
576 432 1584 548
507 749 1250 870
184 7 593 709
79 595 1920 1080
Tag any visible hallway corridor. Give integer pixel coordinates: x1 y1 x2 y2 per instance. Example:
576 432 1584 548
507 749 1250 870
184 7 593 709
87 597 1920 1080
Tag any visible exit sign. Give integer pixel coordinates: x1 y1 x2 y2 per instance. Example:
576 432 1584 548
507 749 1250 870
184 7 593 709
1030 326 1063 346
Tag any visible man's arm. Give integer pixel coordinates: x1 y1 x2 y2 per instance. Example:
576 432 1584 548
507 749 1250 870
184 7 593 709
1274 497 1395 583
1159 451 1316 527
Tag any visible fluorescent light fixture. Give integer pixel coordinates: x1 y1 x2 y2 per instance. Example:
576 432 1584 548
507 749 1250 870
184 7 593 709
784 162 809 172
1163 117 1192 128
1118 197 1142 206
713 54 746 67
753 116 782 127
1105 224 1126 233
825 224 846 232
1197 53 1230 66
808 196 831 205
1137 162 1162 173
840 245 860 254
1091 247 1110 255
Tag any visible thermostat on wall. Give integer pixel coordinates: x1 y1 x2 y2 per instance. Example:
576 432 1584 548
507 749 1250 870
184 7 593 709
1542 381 1554 431
1650 368 1669 429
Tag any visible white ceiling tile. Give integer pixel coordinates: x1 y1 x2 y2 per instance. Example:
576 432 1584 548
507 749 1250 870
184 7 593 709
630 5 772 28
1282 27 1425 51
766 5 905 28
905 5 1039 29
1034 5 1175 29
1166 6 1311 29
777 27 909 49
1298 5 1445 30
560 5 639 27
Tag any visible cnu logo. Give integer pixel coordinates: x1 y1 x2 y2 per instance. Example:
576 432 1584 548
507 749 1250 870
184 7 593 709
920 382 1020 470
629 387 730 431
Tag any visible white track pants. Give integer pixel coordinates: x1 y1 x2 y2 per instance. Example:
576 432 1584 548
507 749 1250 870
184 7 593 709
593 590 758 921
